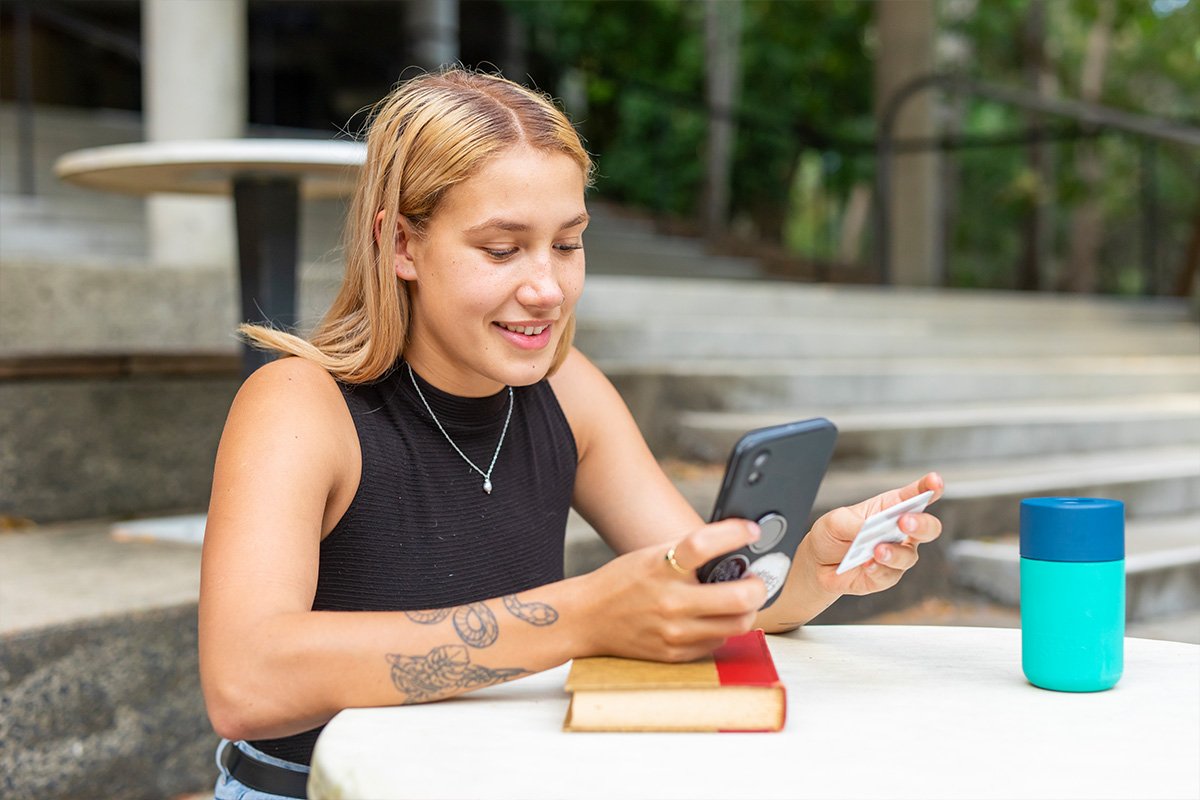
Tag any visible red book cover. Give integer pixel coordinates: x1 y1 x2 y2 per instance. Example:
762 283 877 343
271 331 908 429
563 629 786 732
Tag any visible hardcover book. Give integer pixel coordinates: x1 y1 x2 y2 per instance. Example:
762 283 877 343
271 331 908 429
563 629 786 732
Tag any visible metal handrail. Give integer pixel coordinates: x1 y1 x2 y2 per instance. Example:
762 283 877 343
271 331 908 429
874 73 1200 286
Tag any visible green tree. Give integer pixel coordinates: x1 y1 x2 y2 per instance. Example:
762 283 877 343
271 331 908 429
508 0 873 240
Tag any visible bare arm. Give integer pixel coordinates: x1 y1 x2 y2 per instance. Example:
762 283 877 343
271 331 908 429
199 356 763 742
549 348 705 552
549 348 943 634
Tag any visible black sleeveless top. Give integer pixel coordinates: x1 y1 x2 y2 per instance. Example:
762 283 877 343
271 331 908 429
250 362 577 764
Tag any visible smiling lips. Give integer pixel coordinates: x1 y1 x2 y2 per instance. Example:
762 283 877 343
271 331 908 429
494 321 553 350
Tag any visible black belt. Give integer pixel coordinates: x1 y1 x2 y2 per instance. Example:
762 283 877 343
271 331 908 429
220 741 309 799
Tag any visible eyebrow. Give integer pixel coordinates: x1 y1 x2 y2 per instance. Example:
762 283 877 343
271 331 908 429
465 212 589 235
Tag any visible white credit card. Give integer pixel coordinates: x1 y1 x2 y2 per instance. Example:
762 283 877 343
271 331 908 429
835 490 936 575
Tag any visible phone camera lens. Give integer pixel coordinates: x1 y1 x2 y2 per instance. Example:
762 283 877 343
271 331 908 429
752 451 770 468
747 470 762 485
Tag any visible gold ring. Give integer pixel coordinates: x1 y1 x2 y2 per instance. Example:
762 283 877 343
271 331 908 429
664 546 690 575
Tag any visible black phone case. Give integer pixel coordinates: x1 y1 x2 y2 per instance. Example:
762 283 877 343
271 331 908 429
696 417 838 609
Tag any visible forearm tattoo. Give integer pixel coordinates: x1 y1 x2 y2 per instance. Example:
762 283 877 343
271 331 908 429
453 602 499 648
386 645 528 704
502 594 559 626
404 608 452 625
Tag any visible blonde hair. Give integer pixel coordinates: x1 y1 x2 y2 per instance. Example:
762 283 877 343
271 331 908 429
241 68 594 384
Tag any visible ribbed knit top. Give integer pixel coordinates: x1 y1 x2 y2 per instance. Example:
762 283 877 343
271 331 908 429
250 361 577 765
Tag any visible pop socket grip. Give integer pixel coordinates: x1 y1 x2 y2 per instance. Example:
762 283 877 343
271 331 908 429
750 512 788 554
704 554 750 583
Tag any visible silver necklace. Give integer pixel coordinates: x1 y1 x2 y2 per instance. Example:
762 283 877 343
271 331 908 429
407 363 513 494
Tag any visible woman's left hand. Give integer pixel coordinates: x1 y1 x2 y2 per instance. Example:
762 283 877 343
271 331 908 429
805 472 945 597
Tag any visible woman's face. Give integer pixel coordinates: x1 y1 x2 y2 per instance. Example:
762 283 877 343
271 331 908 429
396 146 588 396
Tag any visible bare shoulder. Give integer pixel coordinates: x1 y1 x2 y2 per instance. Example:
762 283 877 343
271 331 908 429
221 356 354 459
233 356 344 414
211 356 359 537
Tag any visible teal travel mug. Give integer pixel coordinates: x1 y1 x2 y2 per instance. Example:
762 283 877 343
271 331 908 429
1020 497 1124 692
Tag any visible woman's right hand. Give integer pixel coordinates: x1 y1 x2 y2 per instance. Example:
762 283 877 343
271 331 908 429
574 518 767 662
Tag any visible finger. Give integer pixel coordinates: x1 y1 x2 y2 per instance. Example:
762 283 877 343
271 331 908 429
658 634 744 663
874 541 919 572
897 511 942 545
666 612 758 645
910 471 944 503
658 613 759 659
863 560 904 587
673 574 768 617
668 518 760 573
879 471 945 511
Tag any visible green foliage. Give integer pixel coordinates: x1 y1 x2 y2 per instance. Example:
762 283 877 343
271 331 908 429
508 0 872 233
942 0 1199 293
508 0 1197 294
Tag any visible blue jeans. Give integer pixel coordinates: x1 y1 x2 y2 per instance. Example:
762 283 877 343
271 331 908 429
214 739 310 800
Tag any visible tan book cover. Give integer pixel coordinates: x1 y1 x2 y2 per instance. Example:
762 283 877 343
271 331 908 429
563 629 786 732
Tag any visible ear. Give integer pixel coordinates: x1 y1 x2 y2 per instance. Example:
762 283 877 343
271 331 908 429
374 210 420 281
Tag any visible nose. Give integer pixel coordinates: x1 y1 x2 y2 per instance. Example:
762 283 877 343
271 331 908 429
516 255 565 310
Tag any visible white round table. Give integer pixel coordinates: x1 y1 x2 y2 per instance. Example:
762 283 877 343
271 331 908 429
308 625 1200 800
55 139 366 374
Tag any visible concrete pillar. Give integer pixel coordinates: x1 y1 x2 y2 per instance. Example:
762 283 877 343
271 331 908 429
875 0 939 286
406 0 459 71
142 0 246 269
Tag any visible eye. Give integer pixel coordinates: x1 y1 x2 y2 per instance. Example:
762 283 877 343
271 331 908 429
484 247 518 260
555 243 583 254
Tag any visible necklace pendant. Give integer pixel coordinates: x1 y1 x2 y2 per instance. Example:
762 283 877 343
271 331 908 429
483 478 493 494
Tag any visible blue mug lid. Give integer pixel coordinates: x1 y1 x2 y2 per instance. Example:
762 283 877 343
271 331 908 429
1020 497 1124 562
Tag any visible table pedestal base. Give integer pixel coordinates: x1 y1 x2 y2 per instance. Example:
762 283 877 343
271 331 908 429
234 177 300 376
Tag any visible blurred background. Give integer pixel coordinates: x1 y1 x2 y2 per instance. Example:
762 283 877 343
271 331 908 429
2 0 1198 291
0 2 1197 798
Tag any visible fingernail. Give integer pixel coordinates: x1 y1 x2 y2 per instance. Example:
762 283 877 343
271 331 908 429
878 547 892 563
901 515 917 533
866 562 879 573
747 522 761 540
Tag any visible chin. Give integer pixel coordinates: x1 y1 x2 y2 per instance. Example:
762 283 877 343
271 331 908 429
502 357 555 387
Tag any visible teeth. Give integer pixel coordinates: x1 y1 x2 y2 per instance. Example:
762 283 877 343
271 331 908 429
502 324 547 335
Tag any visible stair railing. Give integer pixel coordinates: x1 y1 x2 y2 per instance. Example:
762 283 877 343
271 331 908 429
875 73 1200 289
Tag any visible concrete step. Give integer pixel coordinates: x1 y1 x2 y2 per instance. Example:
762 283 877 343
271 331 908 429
562 450 1200 622
604 356 1200 450
0 104 143 198
0 191 348 266
0 523 201 636
0 258 343 356
818 446 1200 535
0 520 215 799
602 357 1200 409
580 200 663 238
948 514 1200 622
672 394 1200 466
645 446 1199 619
0 194 146 258
661 445 1200 542
575 316 1200 359
577 275 1198 326
584 244 766 279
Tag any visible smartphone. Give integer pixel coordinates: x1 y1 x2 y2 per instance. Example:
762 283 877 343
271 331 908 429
696 417 838 609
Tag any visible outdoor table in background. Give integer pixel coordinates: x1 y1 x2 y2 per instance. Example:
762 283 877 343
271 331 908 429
308 624 1200 800
54 139 365 375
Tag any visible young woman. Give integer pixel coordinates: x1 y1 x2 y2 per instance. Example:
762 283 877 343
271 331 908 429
199 68 943 799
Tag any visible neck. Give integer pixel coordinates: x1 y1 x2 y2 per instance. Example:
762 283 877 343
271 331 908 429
403 347 506 398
